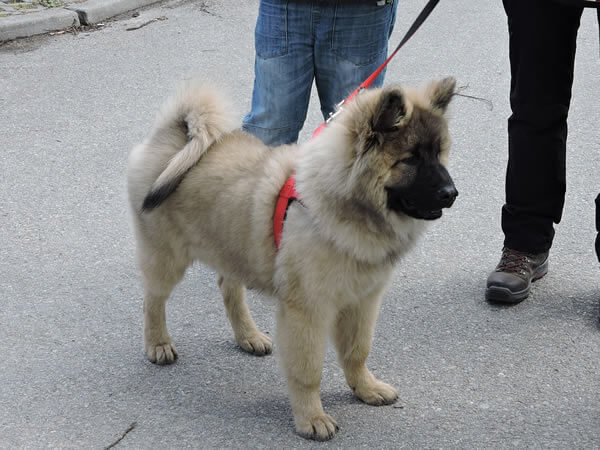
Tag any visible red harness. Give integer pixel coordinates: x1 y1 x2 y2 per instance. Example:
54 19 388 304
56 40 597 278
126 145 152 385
272 0 442 248
273 174 300 249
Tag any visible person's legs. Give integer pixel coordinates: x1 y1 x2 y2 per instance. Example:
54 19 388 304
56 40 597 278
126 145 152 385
313 0 398 120
487 0 583 303
242 0 315 146
501 0 582 254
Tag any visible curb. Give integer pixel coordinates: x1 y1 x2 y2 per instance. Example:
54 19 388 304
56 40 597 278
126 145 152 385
0 0 162 42
67 0 160 26
0 8 79 41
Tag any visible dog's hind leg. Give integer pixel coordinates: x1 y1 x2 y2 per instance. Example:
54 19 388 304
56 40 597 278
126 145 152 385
333 292 398 406
140 250 186 365
218 275 272 356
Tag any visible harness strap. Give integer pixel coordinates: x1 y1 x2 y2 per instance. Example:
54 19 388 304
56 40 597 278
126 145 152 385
273 174 299 248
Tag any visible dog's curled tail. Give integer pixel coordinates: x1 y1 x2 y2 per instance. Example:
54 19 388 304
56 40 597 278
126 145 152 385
142 80 237 211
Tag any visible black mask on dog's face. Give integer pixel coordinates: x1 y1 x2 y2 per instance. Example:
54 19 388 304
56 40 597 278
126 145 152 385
386 160 458 220
369 80 458 220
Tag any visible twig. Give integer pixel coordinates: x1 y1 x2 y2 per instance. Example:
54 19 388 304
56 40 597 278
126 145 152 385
104 421 137 449
454 84 494 111
126 16 168 31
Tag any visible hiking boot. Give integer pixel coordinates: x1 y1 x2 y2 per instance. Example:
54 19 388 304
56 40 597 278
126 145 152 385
485 247 549 304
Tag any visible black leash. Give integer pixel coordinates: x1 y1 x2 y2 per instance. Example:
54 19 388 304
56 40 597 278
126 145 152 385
393 0 441 51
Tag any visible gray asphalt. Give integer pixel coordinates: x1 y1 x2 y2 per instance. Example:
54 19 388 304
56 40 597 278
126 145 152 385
1 0 599 448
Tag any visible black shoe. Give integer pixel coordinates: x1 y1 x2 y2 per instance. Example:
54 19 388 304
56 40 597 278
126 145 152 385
485 247 549 304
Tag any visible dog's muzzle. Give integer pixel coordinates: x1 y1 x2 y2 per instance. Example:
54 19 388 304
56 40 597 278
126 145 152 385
387 163 458 220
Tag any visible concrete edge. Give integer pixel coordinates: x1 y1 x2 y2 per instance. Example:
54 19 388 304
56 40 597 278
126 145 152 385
0 8 79 42
0 0 162 42
67 0 162 25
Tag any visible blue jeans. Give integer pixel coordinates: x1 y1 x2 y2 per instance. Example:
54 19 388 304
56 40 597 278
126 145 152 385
242 0 398 146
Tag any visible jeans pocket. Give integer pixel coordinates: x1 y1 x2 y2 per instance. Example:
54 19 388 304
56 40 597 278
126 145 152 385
332 1 395 66
255 0 288 59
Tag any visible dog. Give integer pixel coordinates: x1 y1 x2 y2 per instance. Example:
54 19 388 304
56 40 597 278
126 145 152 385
127 77 458 440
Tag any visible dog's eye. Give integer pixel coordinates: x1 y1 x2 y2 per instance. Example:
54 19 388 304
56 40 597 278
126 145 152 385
393 154 419 168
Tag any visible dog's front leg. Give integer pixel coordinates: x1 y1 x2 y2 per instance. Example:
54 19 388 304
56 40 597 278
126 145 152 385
277 302 338 441
333 292 398 406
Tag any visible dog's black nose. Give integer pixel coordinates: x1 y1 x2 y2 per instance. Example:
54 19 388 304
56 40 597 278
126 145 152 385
436 184 458 207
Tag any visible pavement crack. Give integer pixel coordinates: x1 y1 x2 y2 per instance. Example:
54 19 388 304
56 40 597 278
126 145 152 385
104 421 137 449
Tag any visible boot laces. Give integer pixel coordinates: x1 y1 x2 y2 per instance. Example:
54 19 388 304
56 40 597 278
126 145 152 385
497 249 531 274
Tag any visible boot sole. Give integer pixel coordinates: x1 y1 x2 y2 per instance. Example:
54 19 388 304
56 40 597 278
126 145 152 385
485 260 549 304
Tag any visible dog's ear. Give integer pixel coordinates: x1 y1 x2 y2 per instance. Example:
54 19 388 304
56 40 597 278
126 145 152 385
427 77 456 112
371 90 407 133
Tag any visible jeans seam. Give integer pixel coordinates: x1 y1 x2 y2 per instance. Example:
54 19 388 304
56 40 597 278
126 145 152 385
310 0 315 41
331 1 337 53
256 0 289 59
388 0 395 38
284 0 288 55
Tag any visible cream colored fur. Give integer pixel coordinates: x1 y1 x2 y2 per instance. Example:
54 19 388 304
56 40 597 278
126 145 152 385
127 78 455 441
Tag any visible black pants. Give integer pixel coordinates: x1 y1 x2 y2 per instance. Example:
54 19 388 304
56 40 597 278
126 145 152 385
501 0 584 254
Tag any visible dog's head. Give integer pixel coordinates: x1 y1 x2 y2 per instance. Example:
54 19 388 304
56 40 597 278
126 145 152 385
343 78 458 221
295 78 458 261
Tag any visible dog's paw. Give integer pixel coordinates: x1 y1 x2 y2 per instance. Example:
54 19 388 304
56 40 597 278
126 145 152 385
296 413 339 441
237 332 272 356
353 379 398 406
146 341 178 365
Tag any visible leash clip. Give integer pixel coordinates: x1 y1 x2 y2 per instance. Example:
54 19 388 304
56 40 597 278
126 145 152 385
326 87 366 124
326 99 346 123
